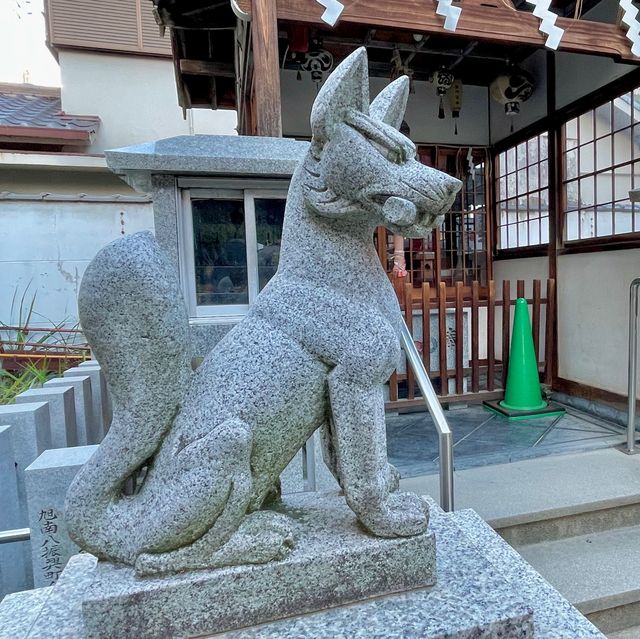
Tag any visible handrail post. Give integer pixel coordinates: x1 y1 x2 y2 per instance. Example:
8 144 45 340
399 320 454 511
625 278 640 454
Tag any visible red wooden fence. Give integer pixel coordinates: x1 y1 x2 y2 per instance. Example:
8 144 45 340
387 279 556 410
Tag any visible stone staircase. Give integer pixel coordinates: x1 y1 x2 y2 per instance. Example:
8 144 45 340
401 447 640 638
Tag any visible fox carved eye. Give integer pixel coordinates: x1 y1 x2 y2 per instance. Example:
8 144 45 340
369 139 405 165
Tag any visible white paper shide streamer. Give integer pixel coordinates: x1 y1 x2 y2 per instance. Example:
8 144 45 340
316 0 345 26
525 0 565 50
436 0 462 32
619 0 640 58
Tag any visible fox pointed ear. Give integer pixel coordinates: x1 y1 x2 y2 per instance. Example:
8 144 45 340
310 47 370 144
369 76 410 130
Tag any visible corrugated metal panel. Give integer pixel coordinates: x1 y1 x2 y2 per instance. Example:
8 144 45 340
140 0 171 54
47 0 170 56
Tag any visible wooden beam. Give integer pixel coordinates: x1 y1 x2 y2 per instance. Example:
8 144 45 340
236 0 639 64
250 0 283 136
179 59 235 77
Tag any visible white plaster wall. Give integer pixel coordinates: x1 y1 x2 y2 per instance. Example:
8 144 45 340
556 53 636 110
0 200 154 326
281 70 490 146
557 249 640 396
554 0 635 110
490 50 548 145
493 256 549 290
0 168 137 195
59 51 238 153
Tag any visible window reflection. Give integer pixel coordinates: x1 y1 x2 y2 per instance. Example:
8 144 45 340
192 199 249 306
255 199 286 291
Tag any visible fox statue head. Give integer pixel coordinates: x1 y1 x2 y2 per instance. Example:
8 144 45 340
303 47 462 237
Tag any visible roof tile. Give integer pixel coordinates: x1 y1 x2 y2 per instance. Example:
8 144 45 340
0 87 100 134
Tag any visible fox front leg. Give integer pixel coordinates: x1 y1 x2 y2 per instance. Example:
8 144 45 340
320 419 400 494
327 365 428 538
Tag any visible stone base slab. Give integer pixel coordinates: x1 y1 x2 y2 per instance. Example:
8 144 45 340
0 493 608 639
81 492 436 639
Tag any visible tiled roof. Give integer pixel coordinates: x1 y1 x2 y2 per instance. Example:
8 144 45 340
0 83 99 142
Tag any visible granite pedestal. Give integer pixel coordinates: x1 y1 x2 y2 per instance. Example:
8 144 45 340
45 377 96 446
63 366 111 438
0 495 606 639
0 425 29 597
78 360 98 368
0 402 51 523
15 387 76 448
25 446 98 587
81 492 436 639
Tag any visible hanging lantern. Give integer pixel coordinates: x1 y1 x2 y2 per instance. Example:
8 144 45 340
291 48 334 85
434 68 455 119
448 79 463 135
490 66 534 131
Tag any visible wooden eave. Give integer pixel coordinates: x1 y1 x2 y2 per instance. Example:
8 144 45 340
0 127 94 146
234 0 640 64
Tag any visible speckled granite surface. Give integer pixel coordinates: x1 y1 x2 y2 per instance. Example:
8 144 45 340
0 585 51 638
212 498 536 639
81 492 436 639
450 508 605 638
0 500 605 639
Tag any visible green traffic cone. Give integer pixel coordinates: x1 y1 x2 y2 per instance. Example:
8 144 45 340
484 297 565 420
501 298 546 411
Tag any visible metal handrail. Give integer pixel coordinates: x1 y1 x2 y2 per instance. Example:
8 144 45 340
0 528 30 544
399 319 455 511
624 278 640 454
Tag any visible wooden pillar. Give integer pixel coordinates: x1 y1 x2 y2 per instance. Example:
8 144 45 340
251 0 282 137
546 51 560 385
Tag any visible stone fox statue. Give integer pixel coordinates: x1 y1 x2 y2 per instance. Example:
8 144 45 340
65 47 461 576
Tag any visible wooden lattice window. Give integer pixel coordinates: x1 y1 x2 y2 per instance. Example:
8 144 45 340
376 146 489 290
495 132 550 249
563 90 640 241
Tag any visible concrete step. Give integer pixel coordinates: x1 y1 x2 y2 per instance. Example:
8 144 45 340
608 626 640 638
517 525 640 633
400 447 640 544
399 448 640 636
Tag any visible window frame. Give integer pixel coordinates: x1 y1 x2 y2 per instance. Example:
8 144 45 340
561 93 640 245
493 131 551 254
179 187 288 322
491 64 640 258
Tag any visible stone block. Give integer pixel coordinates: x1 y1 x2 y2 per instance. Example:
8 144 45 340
64 366 111 438
307 429 341 492
25 446 98 588
15 387 76 449
0 425 30 597
3 497 607 638
279 448 304 494
81 492 436 639
78 360 98 368
0 586 52 637
0 402 51 523
45 376 96 445
279 433 341 496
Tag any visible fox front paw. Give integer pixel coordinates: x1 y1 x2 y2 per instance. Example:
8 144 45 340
358 492 429 538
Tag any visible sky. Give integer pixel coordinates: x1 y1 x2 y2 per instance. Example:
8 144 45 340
0 0 61 86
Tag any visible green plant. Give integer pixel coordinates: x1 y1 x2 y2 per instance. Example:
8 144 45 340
0 285 90 398
0 361 52 404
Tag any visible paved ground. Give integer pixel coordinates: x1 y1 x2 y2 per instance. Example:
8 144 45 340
386 403 627 478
